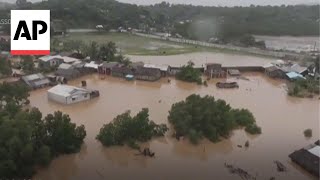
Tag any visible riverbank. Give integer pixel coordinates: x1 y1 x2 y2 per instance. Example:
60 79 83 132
31 73 319 180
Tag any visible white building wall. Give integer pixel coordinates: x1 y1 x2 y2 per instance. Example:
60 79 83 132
48 91 67 104
65 93 90 104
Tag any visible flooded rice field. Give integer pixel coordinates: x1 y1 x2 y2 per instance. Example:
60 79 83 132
128 52 275 68
30 71 319 180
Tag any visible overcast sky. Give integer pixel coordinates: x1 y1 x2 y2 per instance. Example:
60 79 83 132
1 0 319 6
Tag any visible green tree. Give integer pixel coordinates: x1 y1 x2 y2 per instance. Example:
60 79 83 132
176 61 202 84
21 56 35 74
0 57 12 77
97 108 168 149
84 41 99 60
168 94 261 144
64 40 84 53
99 41 117 61
44 111 86 155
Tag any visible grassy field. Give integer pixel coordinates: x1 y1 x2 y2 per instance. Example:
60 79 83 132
54 32 273 57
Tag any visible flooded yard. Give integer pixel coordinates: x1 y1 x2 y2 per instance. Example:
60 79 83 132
30 72 319 180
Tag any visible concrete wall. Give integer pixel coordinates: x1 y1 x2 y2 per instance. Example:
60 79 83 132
65 93 90 104
48 91 67 104
48 91 90 104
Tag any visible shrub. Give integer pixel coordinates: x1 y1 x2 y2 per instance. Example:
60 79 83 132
304 129 312 137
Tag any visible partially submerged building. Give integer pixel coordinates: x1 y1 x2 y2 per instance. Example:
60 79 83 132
205 63 226 78
286 72 305 81
264 65 286 79
38 55 64 68
55 63 81 80
21 73 51 89
135 67 161 81
47 84 99 104
111 65 133 78
98 62 119 75
143 64 170 77
289 141 319 177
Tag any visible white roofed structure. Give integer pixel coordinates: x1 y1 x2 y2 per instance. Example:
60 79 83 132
47 84 92 104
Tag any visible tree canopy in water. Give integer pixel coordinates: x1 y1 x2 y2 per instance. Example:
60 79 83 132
96 108 168 149
0 83 86 179
168 94 261 144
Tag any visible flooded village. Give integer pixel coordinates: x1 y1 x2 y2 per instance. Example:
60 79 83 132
0 2 319 179
0 49 318 180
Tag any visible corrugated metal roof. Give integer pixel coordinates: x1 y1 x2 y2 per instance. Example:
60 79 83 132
58 63 73 70
61 56 80 63
48 84 90 97
308 146 320 157
39 55 62 62
144 63 169 71
286 72 304 79
23 73 45 81
84 61 99 69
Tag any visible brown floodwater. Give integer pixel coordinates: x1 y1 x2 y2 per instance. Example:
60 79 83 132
128 52 275 68
30 61 319 180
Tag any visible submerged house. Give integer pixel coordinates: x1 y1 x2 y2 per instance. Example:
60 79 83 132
205 63 226 78
111 65 133 78
281 64 309 76
98 62 119 75
135 67 161 81
289 141 319 177
264 65 286 79
55 63 81 80
21 73 51 89
48 84 99 104
38 55 64 68
143 64 170 77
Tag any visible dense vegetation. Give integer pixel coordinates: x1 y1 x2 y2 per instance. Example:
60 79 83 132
176 61 202 84
0 57 12 77
168 94 261 144
52 39 131 63
0 82 86 179
96 108 168 149
1 0 318 41
287 77 320 97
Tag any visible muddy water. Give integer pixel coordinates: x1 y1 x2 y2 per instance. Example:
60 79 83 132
254 36 319 53
30 71 319 180
128 52 274 68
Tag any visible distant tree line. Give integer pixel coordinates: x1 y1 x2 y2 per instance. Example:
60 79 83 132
1 0 318 39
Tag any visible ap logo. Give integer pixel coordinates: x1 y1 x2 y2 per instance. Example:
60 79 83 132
11 10 50 55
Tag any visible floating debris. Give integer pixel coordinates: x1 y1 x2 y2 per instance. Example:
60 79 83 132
274 161 287 172
237 145 243 148
245 141 250 148
136 148 155 158
224 163 257 180
216 82 239 89
81 80 87 87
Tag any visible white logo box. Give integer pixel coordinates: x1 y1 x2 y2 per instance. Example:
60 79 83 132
11 10 50 55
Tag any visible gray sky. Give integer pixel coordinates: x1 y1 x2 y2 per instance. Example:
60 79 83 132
1 0 319 6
